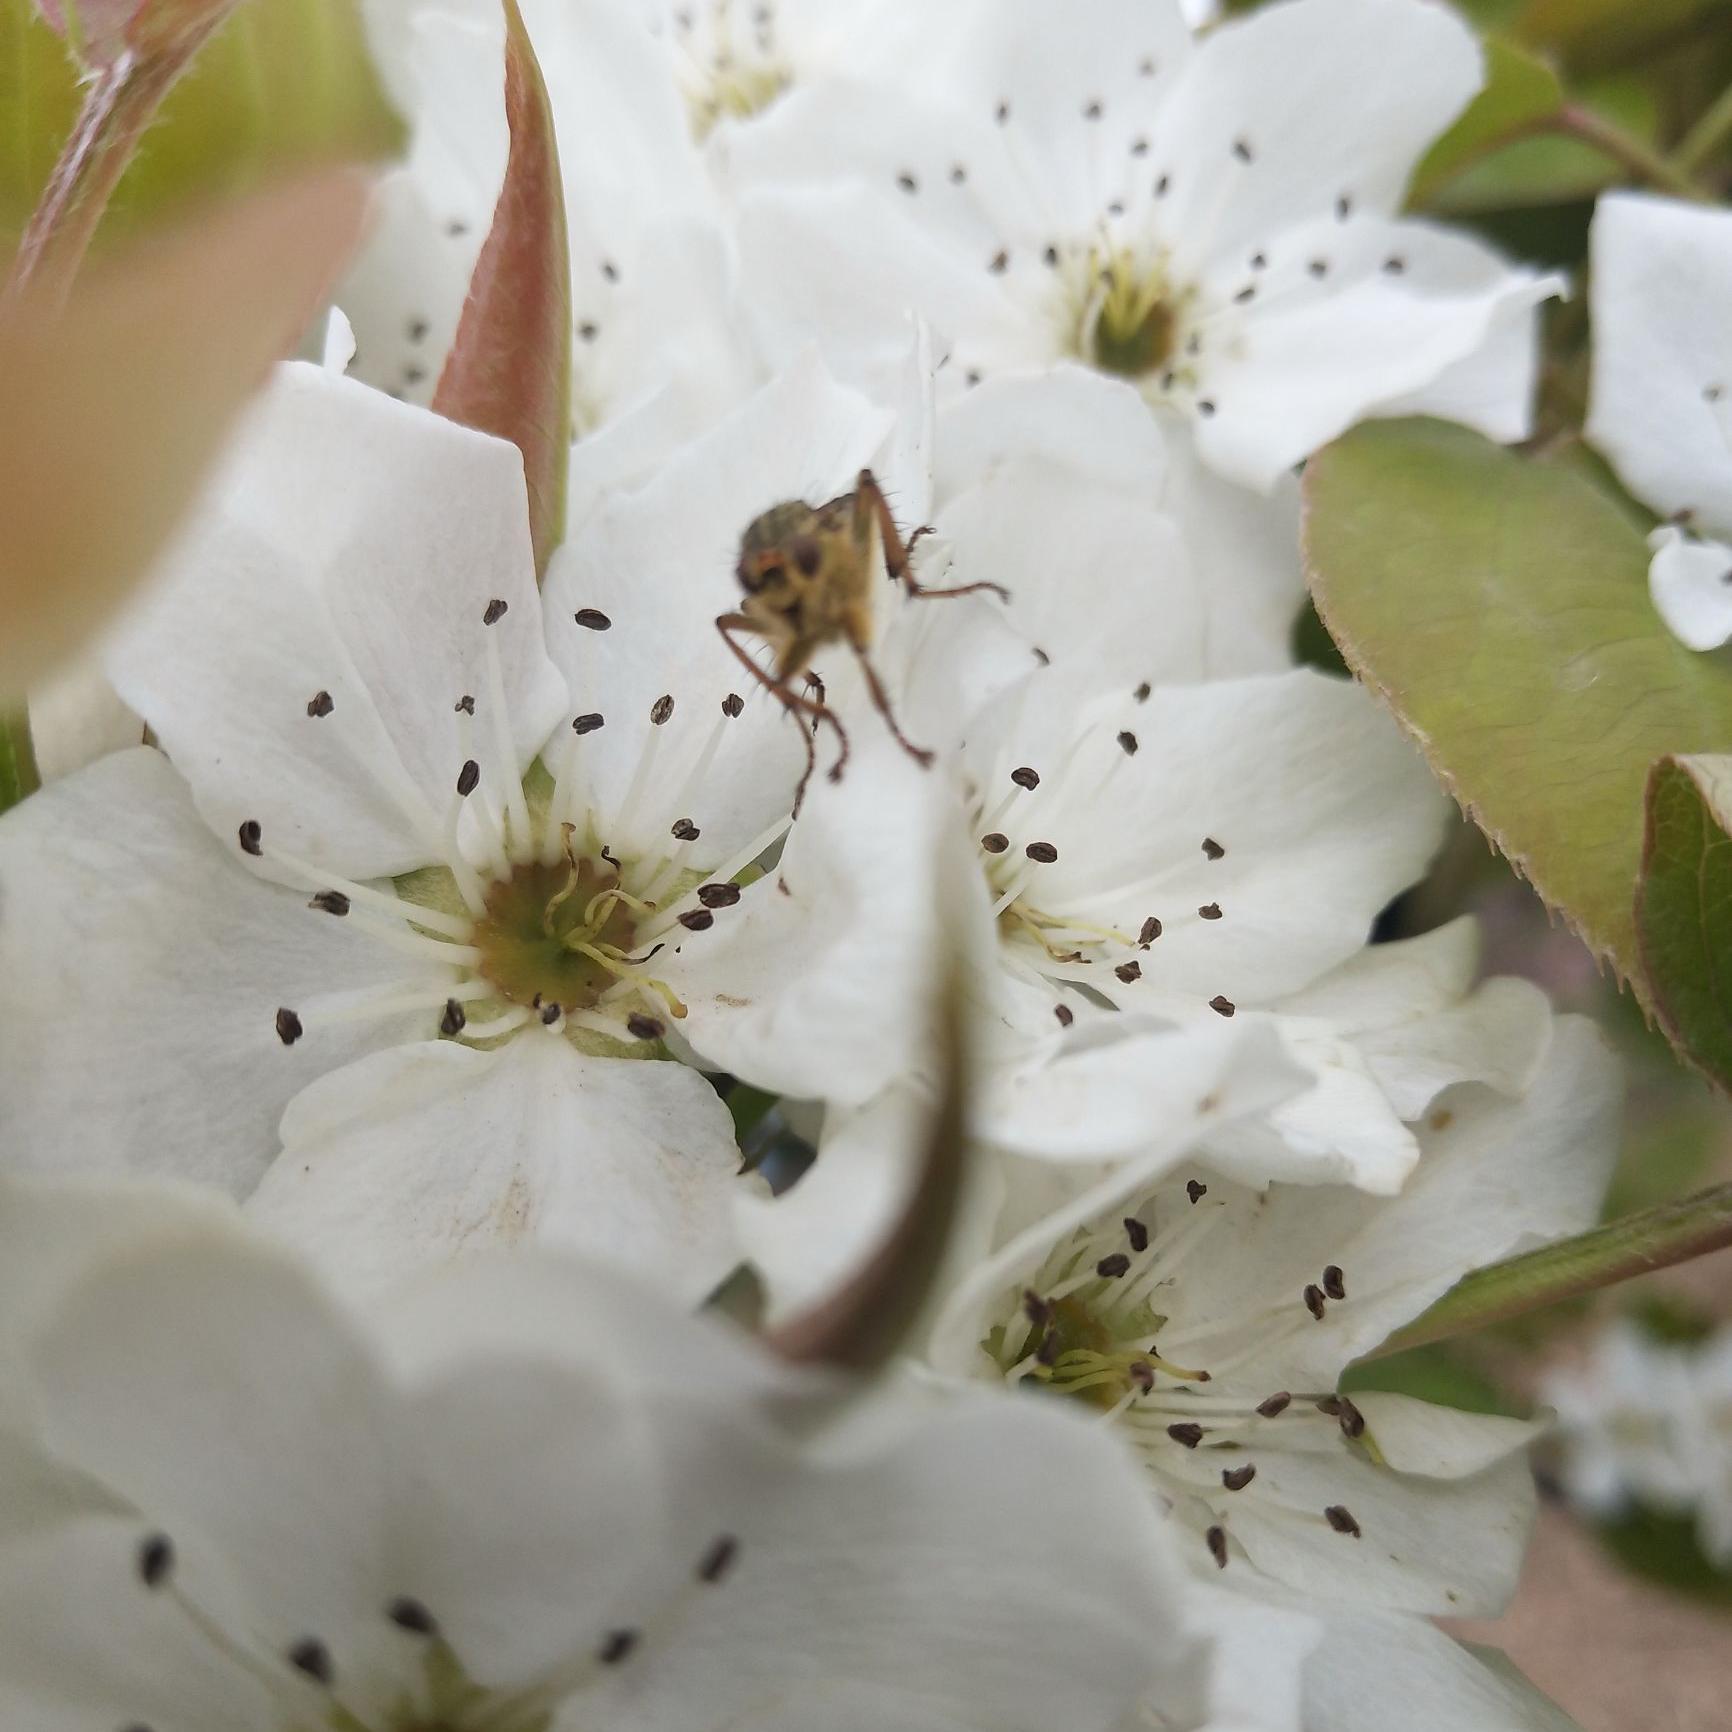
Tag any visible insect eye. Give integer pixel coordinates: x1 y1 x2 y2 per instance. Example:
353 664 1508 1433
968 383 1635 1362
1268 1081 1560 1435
791 534 822 577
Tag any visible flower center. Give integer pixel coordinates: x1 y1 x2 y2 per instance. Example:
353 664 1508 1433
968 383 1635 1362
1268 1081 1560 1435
469 854 643 1015
671 3 793 137
1085 252 1179 379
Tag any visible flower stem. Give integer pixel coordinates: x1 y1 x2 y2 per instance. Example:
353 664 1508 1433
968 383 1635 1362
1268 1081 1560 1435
1365 1182 1732 1361
1674 78 1732 176
1548 102 1715 202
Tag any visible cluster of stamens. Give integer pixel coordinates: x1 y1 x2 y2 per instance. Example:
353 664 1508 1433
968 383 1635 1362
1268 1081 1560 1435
122 1518 743 1732
987 1183 1372 1572
670 0 791 136
251 597 787 1059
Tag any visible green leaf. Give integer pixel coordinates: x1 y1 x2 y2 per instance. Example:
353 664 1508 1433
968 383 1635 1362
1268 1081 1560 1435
1514 0 1732 76
0 0 402 249
1302 419 1732 1020
0 709 40 814
432 0 570 581
1367 1182 1732 1358
1638 755 1732 1090
1595 1504 1732 1606
1407 36 1563 209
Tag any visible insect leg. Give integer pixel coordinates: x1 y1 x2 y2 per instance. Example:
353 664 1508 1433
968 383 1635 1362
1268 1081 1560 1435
855 467 1010 603
715 615 850 809
844 626 934 770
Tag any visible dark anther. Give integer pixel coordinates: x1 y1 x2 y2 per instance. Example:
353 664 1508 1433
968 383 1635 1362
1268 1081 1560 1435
238 819 263 856
1043 244 1059 267
1309 259 1328 278
540 1002 562 1026
995 100 1010 123
1322 1264 1346 1301
1036 1327 1061 1365
650 694 675 726
1010 765 1040 790
1054 1003 1074 1027
1303 1284 1327 1321
1025 841 1058 863
387 1595 439 1637
482 598 508 626
602 259 620 282
698 1535 739 1584
1117 730 1138 754
1197 399 1217 417
1167 1423 1203 1449
980 831 1009 853
1234 285 1256 304
1124 1217 1149 1254
1155 173 1170 196
1315 1396 1343 1417
579 322 599 342
626 1013 665 1041
600 1629 640 1665
407 318 430 343
276 1008 304 1047
455 694 476 714
671 817 701 841
1206 1525 1228 1569
1095 1253 1131 1279
697 882 742 909
1138 916 1162 946
1186 1180 1207 1204
1133 681 1151 701
137 1533 174 1588
1256 1392 1292 1419
679 910 715 932
440 999 467 1037
573 713 605 735
1114 960 1142 984
1222 1464 1256 1492
306 690 334 718
1338 1398 1366 1440
1324 1505 1361 1538
456 759 480 797
1198 902 1222 920
1231 137 1253 162
574 608 613 631
1083 98 1103 119
1382 255 1406 275
1208 995 1235 1017
990 249 1009 273
287 1638 334 1686
896 171 917 193
1250 251 1266 269
1129 1361 1154 1393
309 891 350 917
1202 837 1225 860
1132 135 1150 155
1335 193 1352 219
722 692 745 717
951 163 968 183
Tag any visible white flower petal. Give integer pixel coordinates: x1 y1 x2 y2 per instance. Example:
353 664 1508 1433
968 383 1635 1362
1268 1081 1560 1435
673 738 969 1106
1152 0 1482 273
1375 291 1549 446
1303 1613 1580 1732
25 1231 396 1646
24 651 141 783
1351 1392 1545 1480
247 1035 750 1305
107 364 567 880
542 351 892 865
0 749 438 1193
1587 191 1732 535
1646 524 1732 652
1191 220 1558 490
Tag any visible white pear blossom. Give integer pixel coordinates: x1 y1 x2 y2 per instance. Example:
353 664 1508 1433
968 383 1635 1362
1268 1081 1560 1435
0 1173 1241 1732
755 1016 1619 1612
1586 192 1732 651
0 352 985 1300
720 0 1563 490
1545 1319 1732 1566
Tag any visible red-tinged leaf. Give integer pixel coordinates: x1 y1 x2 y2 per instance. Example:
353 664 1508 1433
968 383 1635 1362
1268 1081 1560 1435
433 0 570 581
0 171 368 696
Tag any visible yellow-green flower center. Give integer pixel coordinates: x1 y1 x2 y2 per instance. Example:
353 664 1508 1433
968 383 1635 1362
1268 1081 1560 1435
469 855 641 1015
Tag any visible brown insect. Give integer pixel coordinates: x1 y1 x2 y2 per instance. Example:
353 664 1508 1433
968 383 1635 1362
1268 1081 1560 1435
718 467 1007 811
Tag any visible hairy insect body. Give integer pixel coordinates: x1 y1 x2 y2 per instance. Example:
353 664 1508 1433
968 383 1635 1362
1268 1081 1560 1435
718 468 1007 812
